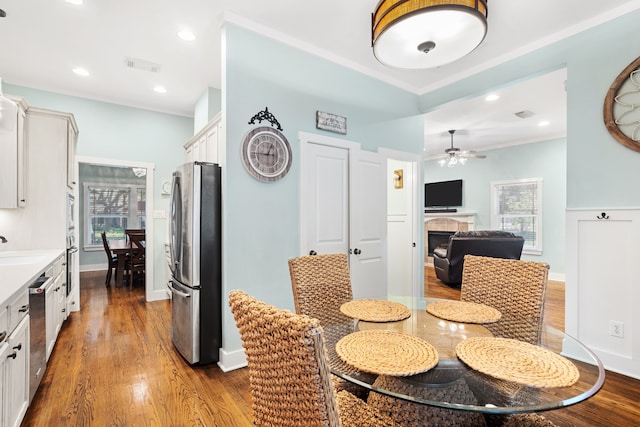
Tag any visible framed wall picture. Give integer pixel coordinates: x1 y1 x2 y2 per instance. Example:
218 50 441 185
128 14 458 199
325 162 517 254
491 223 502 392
316 111 347 134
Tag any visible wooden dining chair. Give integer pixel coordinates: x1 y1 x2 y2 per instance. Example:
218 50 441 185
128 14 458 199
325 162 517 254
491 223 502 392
228 290 400 427
127 232 145 288
101 232 118 287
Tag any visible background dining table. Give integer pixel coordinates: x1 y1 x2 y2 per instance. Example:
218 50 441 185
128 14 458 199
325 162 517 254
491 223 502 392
325 297 605 416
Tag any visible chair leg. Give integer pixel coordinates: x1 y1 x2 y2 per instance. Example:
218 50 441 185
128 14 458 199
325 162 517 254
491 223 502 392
105 266 112 287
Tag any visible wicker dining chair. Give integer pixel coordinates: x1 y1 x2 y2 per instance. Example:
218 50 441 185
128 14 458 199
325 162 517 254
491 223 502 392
288 253 353 327
460 255 550 345
228 290 400 427
459 255 555 427
288 254 374 398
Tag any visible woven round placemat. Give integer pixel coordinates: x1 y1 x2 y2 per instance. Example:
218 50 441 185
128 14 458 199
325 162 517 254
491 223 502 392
426 300 502 324
336 330 438 376
455 337 580 388
340 299 411 322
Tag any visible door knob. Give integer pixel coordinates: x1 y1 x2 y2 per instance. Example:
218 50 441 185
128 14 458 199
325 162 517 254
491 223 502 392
354 248 362 255
309 250 317 256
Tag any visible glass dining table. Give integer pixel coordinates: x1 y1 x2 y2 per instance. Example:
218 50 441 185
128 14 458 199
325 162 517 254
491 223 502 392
323 297 605 416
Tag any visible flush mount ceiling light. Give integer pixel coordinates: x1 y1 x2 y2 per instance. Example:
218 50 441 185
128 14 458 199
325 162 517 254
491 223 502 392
178 30 196 41
372 0 488 69
72 67 90 77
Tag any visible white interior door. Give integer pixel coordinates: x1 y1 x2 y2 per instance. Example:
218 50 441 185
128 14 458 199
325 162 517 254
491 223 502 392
299 132 387 298
299 141 350 256
349 149 387 298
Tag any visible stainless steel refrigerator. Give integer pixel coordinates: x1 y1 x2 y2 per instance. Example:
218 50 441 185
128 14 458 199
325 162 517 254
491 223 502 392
168 161 222 364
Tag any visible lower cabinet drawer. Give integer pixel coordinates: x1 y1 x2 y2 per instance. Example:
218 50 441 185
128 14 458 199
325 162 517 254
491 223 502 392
8 290 29 334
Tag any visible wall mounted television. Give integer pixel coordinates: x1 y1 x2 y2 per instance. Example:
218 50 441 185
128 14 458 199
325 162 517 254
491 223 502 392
425 179 463 208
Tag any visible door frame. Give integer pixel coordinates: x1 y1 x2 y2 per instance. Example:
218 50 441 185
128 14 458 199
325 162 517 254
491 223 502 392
298 132 423 298
76 155 160 303
379 148 424 299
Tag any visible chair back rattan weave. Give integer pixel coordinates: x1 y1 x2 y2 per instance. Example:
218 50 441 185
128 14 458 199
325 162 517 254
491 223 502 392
460 255 550 345
288 253 353 326
229 291 401 427
229 290 340 426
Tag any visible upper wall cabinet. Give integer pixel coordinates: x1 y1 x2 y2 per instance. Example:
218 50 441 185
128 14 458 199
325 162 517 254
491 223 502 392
0 97 27 208
185 112 221 164
67 120 78 189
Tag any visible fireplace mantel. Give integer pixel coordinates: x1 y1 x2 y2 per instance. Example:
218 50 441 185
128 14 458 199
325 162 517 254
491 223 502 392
424 212 476 223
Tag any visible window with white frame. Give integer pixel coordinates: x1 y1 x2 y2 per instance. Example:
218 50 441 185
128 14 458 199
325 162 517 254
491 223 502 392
84 183 146 248
490 178 542 255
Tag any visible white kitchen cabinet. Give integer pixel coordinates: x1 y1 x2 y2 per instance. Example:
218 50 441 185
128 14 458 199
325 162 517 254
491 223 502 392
45 264 65 361
0 98 27 209
66 120 78 190
184 112 221 164
0 341 7 427
5 315 29 427
0 305 7 343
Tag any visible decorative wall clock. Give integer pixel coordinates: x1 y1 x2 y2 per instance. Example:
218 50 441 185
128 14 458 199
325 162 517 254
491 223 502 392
240 126 292 182
603 56 640 153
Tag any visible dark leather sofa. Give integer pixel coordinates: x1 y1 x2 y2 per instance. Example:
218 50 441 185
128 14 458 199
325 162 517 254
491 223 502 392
433 230 525 286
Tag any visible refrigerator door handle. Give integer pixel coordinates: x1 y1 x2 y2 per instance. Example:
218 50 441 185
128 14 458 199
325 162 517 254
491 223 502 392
169 281 191 299
169 174 183 275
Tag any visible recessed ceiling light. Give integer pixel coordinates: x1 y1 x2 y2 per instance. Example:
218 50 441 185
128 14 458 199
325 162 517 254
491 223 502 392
153 86 167 94
66 0 83 5
538 120 550 127
485 94 499 102
178 30 195 41
72 67 90 77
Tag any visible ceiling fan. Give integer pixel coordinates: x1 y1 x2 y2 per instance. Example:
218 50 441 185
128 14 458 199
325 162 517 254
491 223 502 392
433 129 487 167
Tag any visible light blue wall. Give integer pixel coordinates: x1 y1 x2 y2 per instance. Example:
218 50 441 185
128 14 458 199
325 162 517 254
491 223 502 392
425 138 566 275
4 83 193 290
194 87 222 134
418 9 640 209
222 24 423 352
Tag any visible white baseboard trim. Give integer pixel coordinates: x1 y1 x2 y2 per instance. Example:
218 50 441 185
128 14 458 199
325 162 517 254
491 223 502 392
218 348 247 372
147 289 169 302
548 272 565 282
80 263 107 272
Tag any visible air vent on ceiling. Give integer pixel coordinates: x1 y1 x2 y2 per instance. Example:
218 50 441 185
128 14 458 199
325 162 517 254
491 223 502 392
514 110 535 119
124 57 161 73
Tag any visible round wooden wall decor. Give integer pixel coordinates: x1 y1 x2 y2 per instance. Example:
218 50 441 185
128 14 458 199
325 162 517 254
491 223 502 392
603 56 640 153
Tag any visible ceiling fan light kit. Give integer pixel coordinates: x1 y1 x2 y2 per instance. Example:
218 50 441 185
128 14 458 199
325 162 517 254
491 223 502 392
371 0 488 69
436 129 486 167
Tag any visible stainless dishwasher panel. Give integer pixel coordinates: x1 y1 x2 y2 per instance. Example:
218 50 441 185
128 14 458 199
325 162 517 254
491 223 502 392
29 275 50 403
169 280 200 364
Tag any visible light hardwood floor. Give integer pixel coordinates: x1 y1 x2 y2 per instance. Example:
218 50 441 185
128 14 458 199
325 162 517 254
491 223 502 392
22 268 640 426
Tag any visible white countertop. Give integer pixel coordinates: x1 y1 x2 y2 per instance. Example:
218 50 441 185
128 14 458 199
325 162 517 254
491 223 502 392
0 249 65 305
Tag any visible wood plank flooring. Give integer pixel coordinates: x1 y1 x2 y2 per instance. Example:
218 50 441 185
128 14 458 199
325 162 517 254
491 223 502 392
22 268 640 426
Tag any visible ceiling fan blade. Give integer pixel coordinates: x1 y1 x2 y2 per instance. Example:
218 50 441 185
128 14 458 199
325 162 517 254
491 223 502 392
459 151 487 159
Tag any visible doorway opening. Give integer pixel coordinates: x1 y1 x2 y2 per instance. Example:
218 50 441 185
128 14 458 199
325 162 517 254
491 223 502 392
77 156 156 302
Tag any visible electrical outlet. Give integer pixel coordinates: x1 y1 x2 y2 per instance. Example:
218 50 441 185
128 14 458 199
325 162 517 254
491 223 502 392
610 321 624 338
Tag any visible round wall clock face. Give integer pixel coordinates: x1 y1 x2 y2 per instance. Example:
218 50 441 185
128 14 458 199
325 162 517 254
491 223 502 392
241 126 292 182
603 56 640 153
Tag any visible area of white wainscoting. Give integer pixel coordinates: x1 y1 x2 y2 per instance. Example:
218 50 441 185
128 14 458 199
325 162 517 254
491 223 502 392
566 208 640 379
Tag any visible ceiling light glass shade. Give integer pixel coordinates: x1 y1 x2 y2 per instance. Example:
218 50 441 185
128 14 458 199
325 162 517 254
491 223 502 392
372 0 488 69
